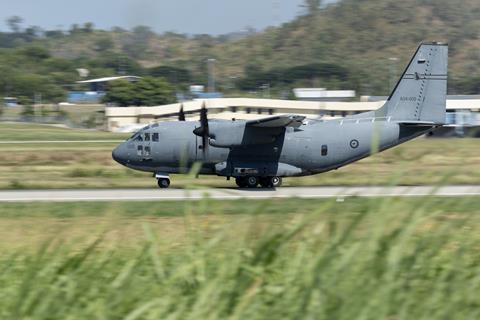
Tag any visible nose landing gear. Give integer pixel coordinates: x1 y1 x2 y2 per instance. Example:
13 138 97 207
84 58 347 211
155 173 171 189
157 178 170 189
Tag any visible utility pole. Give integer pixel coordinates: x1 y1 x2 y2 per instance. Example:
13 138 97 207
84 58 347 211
207 58 216 93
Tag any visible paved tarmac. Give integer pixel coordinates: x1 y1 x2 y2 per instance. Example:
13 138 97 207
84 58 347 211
0 185 480 202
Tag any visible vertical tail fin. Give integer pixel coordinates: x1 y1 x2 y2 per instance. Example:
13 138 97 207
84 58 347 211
380 42 448 124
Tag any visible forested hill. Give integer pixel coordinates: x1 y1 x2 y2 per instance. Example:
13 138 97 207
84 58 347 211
213 0 480 95
2 0 480 103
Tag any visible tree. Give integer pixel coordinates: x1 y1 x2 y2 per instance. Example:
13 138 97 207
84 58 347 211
83 22 94 33
148 66 192 85
94 36 114 52
122 26 154 59
135 77 176 106
69 24 81 35
102 80 135 107
6 16 23 33
103 77 175 107
301 0 322 16
21 45 51 61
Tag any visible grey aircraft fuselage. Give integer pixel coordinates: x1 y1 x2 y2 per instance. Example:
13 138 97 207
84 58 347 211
112 42 448 187
112 116 431 178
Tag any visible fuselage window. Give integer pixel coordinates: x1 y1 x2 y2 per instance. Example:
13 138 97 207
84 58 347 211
137 145 143 156
321 145 328 156
152 133 159 142
144 133 150 142
144 146 151 157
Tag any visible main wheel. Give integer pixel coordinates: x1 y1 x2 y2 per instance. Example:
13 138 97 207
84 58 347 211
245 176 259 188
270 176 282 188
235 177 248 188
260 177 273 188
157 178 170 189
259 177 282 188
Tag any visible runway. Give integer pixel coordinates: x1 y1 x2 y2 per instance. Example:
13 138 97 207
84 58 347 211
0 185 480 202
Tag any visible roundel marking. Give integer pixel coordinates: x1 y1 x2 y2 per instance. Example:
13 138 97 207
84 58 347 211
350 139 359 149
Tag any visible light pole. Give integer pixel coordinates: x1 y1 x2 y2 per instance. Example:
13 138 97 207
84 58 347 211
207 58 216 93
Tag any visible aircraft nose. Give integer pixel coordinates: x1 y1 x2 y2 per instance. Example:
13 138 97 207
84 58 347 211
112 144 127 165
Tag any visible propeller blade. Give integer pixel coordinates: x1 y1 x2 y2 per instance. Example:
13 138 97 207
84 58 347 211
200 103 209 155
178 104 186 121
192 103 210 156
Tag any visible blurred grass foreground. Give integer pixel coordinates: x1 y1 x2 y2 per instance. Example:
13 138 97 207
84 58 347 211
0 196 479 319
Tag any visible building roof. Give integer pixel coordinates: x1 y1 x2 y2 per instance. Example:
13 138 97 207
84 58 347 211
293 88 356 99
106 97 480 120
76 76 141 84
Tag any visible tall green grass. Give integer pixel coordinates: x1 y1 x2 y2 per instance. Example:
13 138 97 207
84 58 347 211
0 196 479 319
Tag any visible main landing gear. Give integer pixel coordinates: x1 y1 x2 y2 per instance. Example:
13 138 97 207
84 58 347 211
235 176 282 189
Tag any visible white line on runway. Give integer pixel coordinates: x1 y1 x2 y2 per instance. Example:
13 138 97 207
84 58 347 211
1 186 480 202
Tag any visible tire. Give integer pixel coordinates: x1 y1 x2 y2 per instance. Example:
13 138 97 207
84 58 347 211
259 177 282 188
246 176 259 188
270 176 282 188
157 178 170 189
259 177 273 188
235 177 247 188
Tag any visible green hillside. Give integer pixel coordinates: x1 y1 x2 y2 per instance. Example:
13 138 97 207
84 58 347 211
2 0 480 103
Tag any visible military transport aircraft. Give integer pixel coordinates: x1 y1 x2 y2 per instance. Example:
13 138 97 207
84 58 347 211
112 42 448 189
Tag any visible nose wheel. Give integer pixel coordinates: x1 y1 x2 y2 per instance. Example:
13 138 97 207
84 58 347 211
157 178 170 189
155 173 171 189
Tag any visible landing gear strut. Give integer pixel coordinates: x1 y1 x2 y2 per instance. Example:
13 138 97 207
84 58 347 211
235 176 282 189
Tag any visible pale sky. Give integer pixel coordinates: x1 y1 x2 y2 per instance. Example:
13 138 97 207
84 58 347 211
0 0 314 35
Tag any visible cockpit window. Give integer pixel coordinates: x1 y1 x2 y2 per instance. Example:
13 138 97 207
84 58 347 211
152 133 159 142
144 133 150 142
130 131 143 141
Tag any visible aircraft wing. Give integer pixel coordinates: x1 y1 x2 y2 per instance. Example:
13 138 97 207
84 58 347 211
246 115 306 128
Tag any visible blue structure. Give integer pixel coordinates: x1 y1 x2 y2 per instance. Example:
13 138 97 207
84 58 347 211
68 91 106 104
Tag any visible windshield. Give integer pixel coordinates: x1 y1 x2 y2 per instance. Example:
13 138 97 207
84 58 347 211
129 131 143 141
